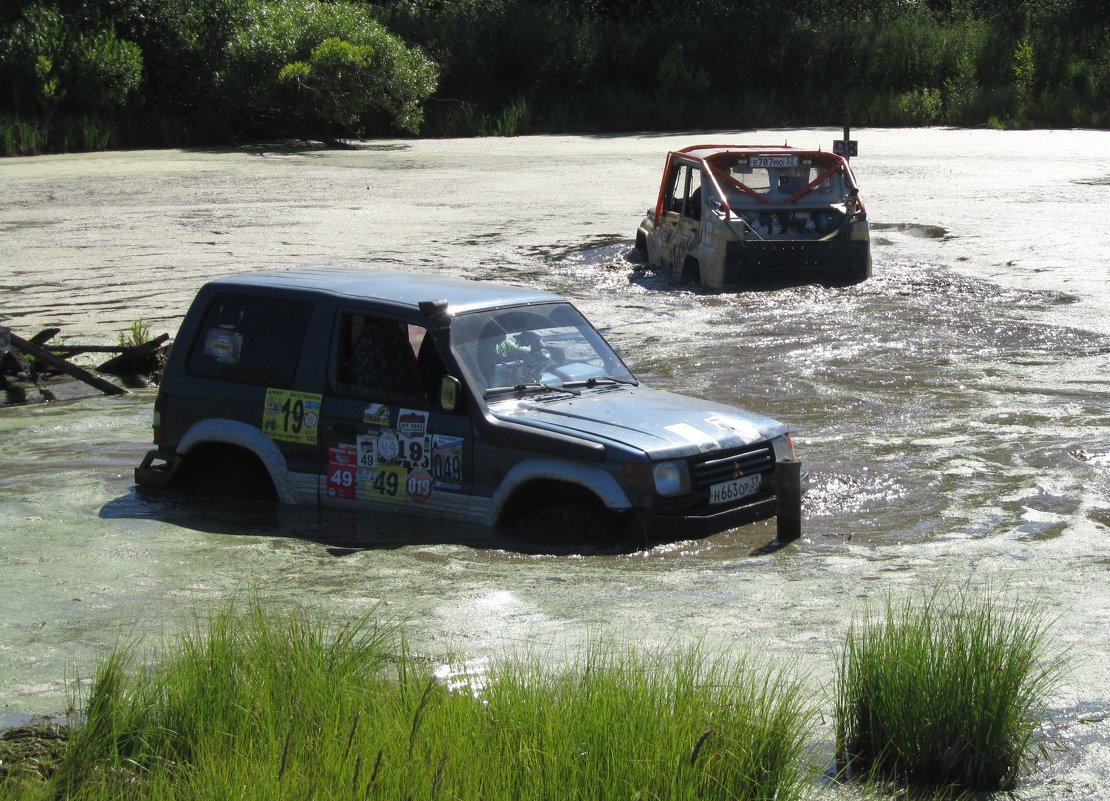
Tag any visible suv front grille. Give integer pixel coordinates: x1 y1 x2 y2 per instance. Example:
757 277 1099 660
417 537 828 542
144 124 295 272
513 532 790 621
648 441 777 516
690 444 774 490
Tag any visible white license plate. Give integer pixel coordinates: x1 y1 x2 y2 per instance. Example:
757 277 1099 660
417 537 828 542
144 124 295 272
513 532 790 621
750 156 799 168
708 473 762 505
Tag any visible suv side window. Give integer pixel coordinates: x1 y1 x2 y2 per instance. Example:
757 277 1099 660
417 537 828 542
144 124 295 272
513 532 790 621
665 163 701 220
187 293 312 387
684 166 702 220
333 312 432 404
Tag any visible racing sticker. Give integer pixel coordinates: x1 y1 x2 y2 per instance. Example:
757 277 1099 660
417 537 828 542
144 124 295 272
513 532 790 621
401 434 431 470
263 388 322 445
406 468 433 503
665 422 717 453
705 414 760 443
431 434 464 489
376 430 402 464
397 409 430 468
363 403 392 428
361 464 406 502
337 411 464 504
326 445 358 500
356 434 377 469
203 326 242 364
397 409 428 438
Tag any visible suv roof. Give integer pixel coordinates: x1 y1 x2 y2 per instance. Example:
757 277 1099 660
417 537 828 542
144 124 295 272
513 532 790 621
676 143 844 162
207 267 562 314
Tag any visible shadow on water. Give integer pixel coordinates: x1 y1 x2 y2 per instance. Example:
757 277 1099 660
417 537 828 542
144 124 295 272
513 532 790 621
98 488 731 558
99 486 793 559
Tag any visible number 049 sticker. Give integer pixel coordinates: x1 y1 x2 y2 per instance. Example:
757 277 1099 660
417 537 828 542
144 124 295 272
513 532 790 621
263 388 322 444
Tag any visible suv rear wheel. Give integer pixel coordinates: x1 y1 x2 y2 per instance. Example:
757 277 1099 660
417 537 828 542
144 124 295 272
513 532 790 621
180 446 277 502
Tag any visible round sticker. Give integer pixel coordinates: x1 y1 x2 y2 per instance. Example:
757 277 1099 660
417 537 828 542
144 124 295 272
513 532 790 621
378 430 400 462
406 468 433 503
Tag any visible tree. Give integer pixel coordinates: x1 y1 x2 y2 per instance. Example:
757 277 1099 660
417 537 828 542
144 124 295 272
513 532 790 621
221 0 438 135
0 3 142 115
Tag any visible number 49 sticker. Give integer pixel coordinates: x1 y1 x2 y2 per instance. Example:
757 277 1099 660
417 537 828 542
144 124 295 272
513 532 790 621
263 388 322 445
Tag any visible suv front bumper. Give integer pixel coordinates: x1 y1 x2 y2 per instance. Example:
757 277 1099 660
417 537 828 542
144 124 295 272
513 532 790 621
635 466 809 538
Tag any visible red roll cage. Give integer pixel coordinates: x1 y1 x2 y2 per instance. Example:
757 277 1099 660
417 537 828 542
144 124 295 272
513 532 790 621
653 144 864 224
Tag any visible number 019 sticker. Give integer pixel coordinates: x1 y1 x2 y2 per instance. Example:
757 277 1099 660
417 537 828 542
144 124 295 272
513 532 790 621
263 388 322 445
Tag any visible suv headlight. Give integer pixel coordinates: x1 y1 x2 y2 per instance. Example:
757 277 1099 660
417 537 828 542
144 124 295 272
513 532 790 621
653 461 690 497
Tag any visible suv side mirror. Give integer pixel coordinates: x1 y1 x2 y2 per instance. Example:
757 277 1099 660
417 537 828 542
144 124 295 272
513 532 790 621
440 375 461 411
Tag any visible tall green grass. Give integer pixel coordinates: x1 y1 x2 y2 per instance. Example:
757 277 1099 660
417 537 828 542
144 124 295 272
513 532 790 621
0 115 49 156
834 589 1067 793
26 600 815 801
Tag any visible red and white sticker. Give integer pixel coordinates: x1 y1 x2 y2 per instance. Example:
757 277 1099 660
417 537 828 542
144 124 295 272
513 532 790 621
326 446 357 500
406 468 433 503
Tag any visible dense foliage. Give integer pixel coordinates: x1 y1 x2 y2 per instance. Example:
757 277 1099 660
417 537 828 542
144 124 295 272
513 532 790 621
2 0 1109 152
0 0 438 152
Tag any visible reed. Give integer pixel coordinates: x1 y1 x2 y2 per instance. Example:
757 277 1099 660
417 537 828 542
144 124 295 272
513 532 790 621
0 116 49 156
21 601 815 801
834 588 1067 793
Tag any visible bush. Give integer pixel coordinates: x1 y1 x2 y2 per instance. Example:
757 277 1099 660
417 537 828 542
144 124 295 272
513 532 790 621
222 0 438 135
70 27 143 111
0 4 68 115
0 4 142 116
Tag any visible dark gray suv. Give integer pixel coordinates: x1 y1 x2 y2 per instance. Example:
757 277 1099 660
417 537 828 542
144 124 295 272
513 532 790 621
136 268 804 542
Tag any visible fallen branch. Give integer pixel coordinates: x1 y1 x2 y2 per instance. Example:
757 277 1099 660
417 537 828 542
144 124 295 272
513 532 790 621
8 333 127 396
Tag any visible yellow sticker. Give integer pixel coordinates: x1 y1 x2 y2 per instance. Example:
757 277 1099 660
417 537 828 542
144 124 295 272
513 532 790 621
360 464 407 502
263 388 322 445
363 403 392 427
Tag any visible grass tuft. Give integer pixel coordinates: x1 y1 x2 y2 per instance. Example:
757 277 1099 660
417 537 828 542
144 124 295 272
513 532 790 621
834 587 1067 793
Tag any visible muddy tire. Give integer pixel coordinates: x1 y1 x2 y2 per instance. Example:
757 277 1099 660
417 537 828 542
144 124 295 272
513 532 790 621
516 502 610 541
185 451 277 502
681 257 702 284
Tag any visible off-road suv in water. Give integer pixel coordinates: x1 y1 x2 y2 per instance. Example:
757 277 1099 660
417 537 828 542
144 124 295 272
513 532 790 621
636 143 871 288
136 268 803 542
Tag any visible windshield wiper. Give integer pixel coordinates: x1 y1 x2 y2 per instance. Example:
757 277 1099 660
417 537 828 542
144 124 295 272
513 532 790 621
583 376 638 387
558 376 638 391
484 381 580 399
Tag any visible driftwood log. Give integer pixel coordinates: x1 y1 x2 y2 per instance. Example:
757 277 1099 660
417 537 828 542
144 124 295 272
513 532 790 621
1 326 171 402
8 333 127 396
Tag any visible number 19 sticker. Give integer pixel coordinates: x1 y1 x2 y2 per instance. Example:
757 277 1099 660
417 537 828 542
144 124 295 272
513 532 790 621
263 388 322 445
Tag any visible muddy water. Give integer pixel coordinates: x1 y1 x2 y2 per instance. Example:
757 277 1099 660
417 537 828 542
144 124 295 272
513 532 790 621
2 130 1109 796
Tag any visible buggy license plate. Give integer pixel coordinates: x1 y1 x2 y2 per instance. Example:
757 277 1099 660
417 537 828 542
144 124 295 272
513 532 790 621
750 156 799 168
708 473 762 505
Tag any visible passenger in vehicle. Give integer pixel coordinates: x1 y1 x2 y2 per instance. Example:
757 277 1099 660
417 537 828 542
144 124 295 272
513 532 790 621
342 317 423 399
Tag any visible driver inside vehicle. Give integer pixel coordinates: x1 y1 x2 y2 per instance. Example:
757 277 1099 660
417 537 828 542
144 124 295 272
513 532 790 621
484 329 567 386
497 330 565 363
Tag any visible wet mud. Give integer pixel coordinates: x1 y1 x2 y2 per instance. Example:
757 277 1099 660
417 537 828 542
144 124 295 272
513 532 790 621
1 129 1109 798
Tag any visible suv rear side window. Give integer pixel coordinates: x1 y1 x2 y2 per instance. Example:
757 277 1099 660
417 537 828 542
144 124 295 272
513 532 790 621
187 293 312 387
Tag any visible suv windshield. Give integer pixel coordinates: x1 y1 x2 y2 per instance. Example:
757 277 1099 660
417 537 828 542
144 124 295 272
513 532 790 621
450 302 636 398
